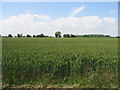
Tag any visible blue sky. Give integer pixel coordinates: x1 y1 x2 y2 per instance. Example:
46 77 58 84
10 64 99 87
0 2 118 36
2 2 118 19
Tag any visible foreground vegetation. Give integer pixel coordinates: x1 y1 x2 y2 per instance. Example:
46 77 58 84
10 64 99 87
2 37 118 88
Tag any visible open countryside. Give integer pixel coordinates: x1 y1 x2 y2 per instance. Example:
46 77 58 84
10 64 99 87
1 2 118 89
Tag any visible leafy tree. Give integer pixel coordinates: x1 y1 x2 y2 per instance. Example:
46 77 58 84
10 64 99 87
39 34 44 37
36 35 40 37
35 34 48 37
75 34 111 38
49 36 53 38
36 34 43 37
8 34 13 37
26 34 31 37
116 36 120 38
33 35 36 37
17 34 23 37
71 34 76 37
104 35 110 37
55 31 61 38
63 34 70 38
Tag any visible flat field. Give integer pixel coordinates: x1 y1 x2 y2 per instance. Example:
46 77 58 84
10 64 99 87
2 38 118 88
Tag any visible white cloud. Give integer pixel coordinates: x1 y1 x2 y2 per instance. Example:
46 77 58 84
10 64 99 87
70 6 85 17
0 13 117 36
52 16 117 36
34 14 51 21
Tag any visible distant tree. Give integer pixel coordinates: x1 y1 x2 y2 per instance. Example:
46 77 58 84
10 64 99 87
104 35 110 37
63 34 70 38
8 34 13 37
40 34 44 37
26 34 31 37
49 36 53 38
33 35 36 37
36 34 42 37
36 35 40 37
55 31 61 38
75 34 111 38
71 34 76 37
35 34 48 37
17 34 20 37
76 35 83 37
83 35 88 37
116 36 120 38
17 34 23 37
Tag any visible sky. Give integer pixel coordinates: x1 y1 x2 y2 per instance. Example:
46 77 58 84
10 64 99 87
0 2 118 36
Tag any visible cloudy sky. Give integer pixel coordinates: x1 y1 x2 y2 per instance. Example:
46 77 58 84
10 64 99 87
0 2 118 36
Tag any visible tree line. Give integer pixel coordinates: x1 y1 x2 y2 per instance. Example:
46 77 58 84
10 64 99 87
1 31 119 38
5 33 49 38
55 31 116 38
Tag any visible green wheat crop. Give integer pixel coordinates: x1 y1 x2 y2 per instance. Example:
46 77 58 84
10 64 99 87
2 37 118 88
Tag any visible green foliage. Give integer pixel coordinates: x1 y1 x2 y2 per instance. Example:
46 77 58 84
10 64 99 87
63 34 70 38
116 36 120 38
76 34 111 38
63 34 76 38
17 34 23 37
2 38 118 88
55 31 61 38
26 34 31 37
8 34 13 37
33 34 48 37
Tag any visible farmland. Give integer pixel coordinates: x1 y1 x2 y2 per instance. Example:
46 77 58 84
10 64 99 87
2 37 118 88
